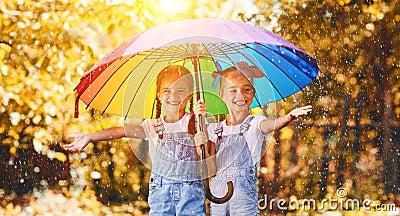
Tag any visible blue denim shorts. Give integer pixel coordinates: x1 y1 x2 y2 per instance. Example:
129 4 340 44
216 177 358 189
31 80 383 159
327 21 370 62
210 170 258 216
148 173 206 216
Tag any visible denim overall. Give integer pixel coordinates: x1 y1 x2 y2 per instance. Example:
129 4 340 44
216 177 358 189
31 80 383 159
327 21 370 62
148 118 206 216
210 116 259 216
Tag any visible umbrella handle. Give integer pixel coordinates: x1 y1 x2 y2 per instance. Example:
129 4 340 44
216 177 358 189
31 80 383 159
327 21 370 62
198 114 234 204
201 144 234 204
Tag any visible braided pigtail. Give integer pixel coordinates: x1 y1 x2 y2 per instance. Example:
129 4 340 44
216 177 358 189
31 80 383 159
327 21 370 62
189 98 193 113
187 98 196 135
155 97 162 119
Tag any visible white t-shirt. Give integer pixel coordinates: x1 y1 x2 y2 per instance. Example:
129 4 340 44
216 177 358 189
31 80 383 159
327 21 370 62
207 114 270 165
141 112 192 143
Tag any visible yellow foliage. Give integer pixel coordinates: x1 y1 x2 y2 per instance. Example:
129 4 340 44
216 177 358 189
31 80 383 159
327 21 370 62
9 147 17 154
280 126 294 140
55 152 67 162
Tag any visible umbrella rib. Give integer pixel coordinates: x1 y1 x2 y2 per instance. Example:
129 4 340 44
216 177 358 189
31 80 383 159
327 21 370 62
241 43 307 92
84 56 132 109
123 45 182 119
274 45 319 81
169 45 183 63
257 43 317 81
222 42 285 104
176 44 190 66
172 44 190 63
198 43 218 99
203 45 221 56
168 44 189 61
99 48 165 118
99 54 142 116
280 46 319 71
148 44 188 63
202 44 218 66
217 43 285 101
143 48 176 60
211 43 237 67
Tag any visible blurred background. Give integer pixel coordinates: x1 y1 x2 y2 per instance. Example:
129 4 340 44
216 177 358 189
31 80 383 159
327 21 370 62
0 0 399 215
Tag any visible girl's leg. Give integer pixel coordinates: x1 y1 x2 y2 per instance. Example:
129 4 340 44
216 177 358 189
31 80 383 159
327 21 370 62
229 175 258 215
176 180 206 216
148 175 175 215
210 202 230 216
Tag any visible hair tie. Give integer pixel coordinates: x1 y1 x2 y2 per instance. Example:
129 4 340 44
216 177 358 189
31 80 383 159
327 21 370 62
212 61 223 89
236 62 264 78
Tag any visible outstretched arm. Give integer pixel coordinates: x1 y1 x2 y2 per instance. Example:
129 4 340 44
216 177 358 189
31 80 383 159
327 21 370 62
64 125 146 152
260 105 312 134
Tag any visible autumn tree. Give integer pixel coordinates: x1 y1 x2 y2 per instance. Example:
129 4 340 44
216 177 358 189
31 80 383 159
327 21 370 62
271 0 399 201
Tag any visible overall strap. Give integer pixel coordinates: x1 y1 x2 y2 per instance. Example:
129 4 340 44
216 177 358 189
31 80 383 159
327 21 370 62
214 115 255 138
153 118 165 139
239 115 255 136
214 122 223 141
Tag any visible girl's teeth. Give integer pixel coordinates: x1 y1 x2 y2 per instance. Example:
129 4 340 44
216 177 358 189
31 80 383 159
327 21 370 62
234 101 246 106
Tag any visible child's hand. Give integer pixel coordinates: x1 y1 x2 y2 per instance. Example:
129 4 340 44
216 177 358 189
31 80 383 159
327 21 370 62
63 133 91 152
194 99 207 116
289 105 313 120
194 131 208 158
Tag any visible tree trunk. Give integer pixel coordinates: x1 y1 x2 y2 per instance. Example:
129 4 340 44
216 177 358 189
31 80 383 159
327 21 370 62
319 127 331 199
336 94 350 187
372 18 398 193
289 122 299 196
273 130 281 194
273 130 281 213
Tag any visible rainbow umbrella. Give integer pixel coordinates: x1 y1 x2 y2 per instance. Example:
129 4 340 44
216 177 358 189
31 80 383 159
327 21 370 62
74 18 319 119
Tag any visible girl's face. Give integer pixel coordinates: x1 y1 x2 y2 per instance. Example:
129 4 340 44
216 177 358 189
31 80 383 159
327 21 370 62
219 71 255 113
157 73 193 115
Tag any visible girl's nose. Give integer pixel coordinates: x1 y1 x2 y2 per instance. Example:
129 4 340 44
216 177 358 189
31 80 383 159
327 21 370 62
236 90 245 99
169 92 180 100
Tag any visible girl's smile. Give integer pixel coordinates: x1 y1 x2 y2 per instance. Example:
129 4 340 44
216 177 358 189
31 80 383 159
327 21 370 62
233 100 247 106
219 71 255 113
157 73 193 121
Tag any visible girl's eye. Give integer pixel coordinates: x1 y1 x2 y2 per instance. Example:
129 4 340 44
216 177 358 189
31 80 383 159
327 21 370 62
163 90 170 93
229 89 237 93
244 88 254 93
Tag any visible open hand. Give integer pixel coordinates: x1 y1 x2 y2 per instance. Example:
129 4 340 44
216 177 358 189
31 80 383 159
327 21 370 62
289 105 312 120
63 133 91 152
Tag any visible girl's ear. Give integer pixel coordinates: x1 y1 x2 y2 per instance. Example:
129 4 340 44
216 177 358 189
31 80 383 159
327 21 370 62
218 91 224 101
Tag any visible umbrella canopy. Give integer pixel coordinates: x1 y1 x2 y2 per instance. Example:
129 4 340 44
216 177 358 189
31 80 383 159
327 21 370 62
74 18 319 118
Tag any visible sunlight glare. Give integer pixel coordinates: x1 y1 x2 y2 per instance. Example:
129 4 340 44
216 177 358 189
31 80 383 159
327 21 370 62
158 0 192 16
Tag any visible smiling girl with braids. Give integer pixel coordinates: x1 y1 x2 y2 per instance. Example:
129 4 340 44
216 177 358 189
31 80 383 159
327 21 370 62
195 62 312 215
64 65 207 215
